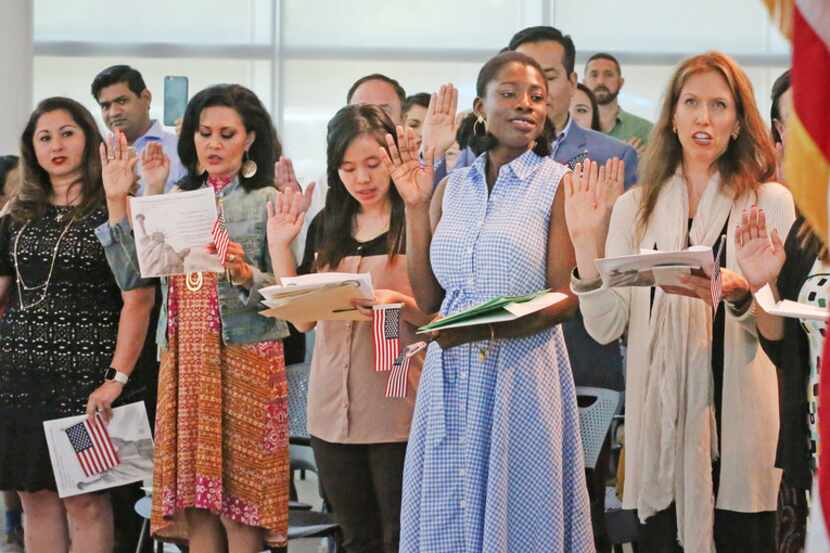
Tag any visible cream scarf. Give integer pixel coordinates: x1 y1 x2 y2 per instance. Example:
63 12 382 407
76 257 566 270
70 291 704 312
635 170 735 553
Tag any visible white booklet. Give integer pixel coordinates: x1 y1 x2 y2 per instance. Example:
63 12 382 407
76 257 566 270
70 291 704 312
594 246 715 289
755 284 828 321
129 188 225 278
258 273 374 322
43 402 154 498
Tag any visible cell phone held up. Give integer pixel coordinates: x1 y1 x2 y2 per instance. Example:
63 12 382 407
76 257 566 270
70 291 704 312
163 75 188 127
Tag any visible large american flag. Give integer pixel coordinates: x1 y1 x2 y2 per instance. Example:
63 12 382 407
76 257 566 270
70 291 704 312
65 415 120 477
373 304 402 372
212 210 230 265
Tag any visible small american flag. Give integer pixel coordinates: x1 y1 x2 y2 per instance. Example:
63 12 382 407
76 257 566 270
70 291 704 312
65 415 120 477
373 304 402 372
386 341 427 398
710 234 727 310
212 210 230 265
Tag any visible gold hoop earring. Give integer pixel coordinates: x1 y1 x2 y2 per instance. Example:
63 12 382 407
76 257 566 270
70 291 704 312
473 115 486 136
241 149 257 178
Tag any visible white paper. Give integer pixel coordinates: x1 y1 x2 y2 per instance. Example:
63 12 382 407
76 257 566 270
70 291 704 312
43 402 154 498
755 284 828 321
595 246 714 289
129 188 225 278
260 273 374 304
416 292 567 333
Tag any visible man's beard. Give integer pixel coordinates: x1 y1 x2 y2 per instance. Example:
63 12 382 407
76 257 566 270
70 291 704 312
593 85 619 105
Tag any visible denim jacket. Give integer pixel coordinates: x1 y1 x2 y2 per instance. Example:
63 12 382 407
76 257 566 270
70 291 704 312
95 179 289 350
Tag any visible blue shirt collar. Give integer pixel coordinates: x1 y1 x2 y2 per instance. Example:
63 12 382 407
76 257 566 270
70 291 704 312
469 148 543 183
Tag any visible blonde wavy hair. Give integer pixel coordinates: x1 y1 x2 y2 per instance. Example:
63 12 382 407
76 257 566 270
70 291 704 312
637 51 776 232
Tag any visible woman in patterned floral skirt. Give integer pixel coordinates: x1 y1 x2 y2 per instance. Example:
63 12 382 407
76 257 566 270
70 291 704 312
98 84 290 552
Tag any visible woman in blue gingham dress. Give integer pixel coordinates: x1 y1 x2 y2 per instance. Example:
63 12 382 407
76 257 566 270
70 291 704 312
382 52 594 553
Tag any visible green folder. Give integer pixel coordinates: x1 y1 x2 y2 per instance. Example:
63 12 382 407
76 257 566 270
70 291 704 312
418 289 556 333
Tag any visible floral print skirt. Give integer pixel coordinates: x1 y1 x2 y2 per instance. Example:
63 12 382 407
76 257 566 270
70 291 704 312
150 273 289 547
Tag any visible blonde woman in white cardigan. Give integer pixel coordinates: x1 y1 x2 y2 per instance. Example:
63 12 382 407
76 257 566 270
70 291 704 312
565 52 795 553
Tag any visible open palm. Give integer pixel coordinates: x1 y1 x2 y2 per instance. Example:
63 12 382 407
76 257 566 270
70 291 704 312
100 130 136 200
564 160 612 244
140 142 170 195
421 84 458 156
735 207 786 292
380 126 435 208
266 186 305 248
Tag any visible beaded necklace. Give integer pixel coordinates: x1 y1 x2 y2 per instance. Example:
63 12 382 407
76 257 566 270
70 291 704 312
13 208 76 311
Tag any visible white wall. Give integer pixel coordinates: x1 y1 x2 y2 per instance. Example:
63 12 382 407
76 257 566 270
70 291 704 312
0 0 33 155
30 0 790 184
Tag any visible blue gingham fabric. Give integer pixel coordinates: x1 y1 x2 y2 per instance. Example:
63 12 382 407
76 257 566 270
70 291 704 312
399 150 595 553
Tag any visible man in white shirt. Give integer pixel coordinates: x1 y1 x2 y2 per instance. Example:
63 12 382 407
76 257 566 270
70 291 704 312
91 65 186 193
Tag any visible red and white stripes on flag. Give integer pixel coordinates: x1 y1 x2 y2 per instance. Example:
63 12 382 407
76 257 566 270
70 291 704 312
212 211 230 264
373 303 402 372
386 341 428 398
710 234 726 309
64 415 120 478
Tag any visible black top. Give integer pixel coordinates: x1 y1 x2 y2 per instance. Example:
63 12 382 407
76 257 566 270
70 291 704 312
0 206 123 419
759 216 819 491
299 212 395 275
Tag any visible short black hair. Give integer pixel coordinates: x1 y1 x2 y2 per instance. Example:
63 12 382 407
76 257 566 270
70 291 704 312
403 93 431 116
346 73 406 107
91 65 148 101
770 69 791 144
507 26 576 75
586 52 621 75
0 155 19 196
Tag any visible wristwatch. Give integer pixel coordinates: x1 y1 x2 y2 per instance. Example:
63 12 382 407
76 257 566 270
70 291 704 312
104 367 129 385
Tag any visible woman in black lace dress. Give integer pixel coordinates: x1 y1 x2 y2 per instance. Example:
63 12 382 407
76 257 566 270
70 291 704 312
0 97 154 553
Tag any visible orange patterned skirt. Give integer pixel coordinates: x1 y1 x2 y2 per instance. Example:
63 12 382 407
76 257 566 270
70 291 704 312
150 273 289 547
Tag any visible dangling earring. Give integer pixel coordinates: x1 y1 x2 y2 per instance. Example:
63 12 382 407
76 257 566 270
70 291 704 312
731 130 740 140
473 115 486 136
241 149 257 178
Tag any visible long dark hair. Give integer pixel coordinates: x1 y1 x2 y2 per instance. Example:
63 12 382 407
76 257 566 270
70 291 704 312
10 97 104 222
770 69 791 144
177 84 279 192
315 104 405 270
469 51 555 157
576 82 601 131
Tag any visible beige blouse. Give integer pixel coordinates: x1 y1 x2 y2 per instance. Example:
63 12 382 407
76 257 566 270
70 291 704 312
303 224 423 444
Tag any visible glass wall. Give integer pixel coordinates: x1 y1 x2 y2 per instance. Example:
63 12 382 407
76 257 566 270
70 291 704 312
33 0 789 182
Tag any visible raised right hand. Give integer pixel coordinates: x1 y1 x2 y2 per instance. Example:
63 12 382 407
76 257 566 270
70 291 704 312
139 142 170 195
421 84 459 157
380 126 435 208
275 156 316 213
266 185 306 248
99 130 136 200
735 206 786 293
564 160 613 248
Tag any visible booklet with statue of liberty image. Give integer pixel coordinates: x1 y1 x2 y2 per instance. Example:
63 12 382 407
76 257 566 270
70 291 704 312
417 289 567 333
129 188 225 278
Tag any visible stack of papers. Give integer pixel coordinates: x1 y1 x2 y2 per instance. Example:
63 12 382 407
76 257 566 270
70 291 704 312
259 273 374 322
418 290 566 333
595 246 714 289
